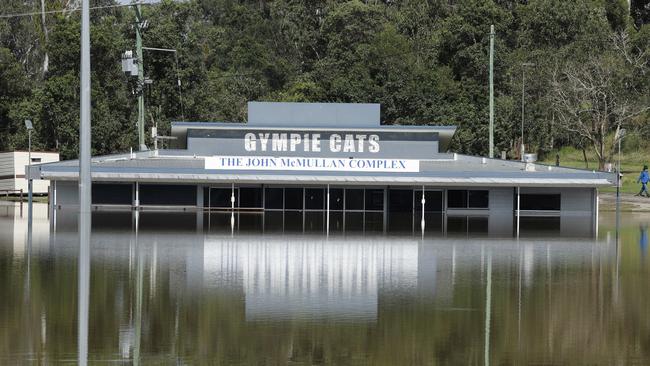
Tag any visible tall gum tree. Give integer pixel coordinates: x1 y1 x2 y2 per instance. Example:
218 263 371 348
552 32 650 169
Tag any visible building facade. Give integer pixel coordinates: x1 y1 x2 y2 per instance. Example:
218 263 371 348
30 102 614 237
0 151 59 195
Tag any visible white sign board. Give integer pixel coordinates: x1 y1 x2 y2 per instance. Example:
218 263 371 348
205 156 420 173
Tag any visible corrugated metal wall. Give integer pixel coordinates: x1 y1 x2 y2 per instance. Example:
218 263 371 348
0 153 15 191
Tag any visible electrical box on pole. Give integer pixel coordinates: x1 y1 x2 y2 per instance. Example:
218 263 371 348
121 4 183 151
121 50 138 76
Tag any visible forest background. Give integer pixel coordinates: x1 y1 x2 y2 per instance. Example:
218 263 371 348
1 0 650 170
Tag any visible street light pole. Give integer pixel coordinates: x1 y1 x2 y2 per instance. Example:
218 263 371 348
28 127 31 206
78 0 92 364
520 62 535 161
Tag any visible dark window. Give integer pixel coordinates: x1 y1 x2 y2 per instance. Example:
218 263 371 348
284 211 303 231
239 187 263 208
521 194 561 211
91 212 132 230
328 212 344 233
446 216 467 233
365 189 384 211
284 188 303 210
345 212 364 231
329 188 344 210
423 213 444 234
264 211 284 232
139 212 196 230
30 157 41 163
414 191 444 212
207 212 233 233
140 184 196 206
365 212 383 232
305 188 324 210
389 189 413 213
264 188 283 209
238 213 263 232
304 211 324 232
447 216 488 236
209 188 232 208
467 216 489 234
388 212 412 232
345 189 364 210
520 217 561 236
447 190 468 208
448 190 489 209
468 190 489 208
92 183 132 205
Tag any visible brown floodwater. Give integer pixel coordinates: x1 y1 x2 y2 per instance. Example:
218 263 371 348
0 202 649 365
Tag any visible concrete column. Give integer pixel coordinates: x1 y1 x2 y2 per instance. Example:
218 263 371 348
196 185 204 209
196 211 203 232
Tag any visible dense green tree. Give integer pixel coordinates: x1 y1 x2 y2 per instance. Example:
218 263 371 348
631 0 650 27
0 0 648 164
0 47 32 151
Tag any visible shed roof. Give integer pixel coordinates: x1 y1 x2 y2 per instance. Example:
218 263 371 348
30 150 614 188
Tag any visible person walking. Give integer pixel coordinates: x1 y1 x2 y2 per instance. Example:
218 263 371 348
637 165 650 197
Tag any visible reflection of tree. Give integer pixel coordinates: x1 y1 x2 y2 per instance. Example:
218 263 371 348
490 256 650 364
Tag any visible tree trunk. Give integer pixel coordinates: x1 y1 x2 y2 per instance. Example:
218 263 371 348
582 148 589 169
598 138 606 170
41 0 49 75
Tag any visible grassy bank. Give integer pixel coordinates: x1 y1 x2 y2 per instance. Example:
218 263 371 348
541 147 650 195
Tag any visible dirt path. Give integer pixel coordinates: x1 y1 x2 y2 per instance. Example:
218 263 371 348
600 192 650 212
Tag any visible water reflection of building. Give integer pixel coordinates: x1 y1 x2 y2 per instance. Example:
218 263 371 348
0 203 50 257
203 238 418 321
0 206 614 333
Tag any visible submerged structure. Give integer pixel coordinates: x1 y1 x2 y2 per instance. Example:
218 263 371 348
30 102 614 237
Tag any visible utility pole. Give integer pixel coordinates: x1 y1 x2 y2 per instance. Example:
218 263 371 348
520 62 535 161
135 4 146 151
488 25 495 158
78 0 91 364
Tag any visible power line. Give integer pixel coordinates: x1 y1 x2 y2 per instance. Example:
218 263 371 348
0 2 155 19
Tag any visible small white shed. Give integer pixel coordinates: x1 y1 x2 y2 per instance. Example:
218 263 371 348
0 151 60 195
